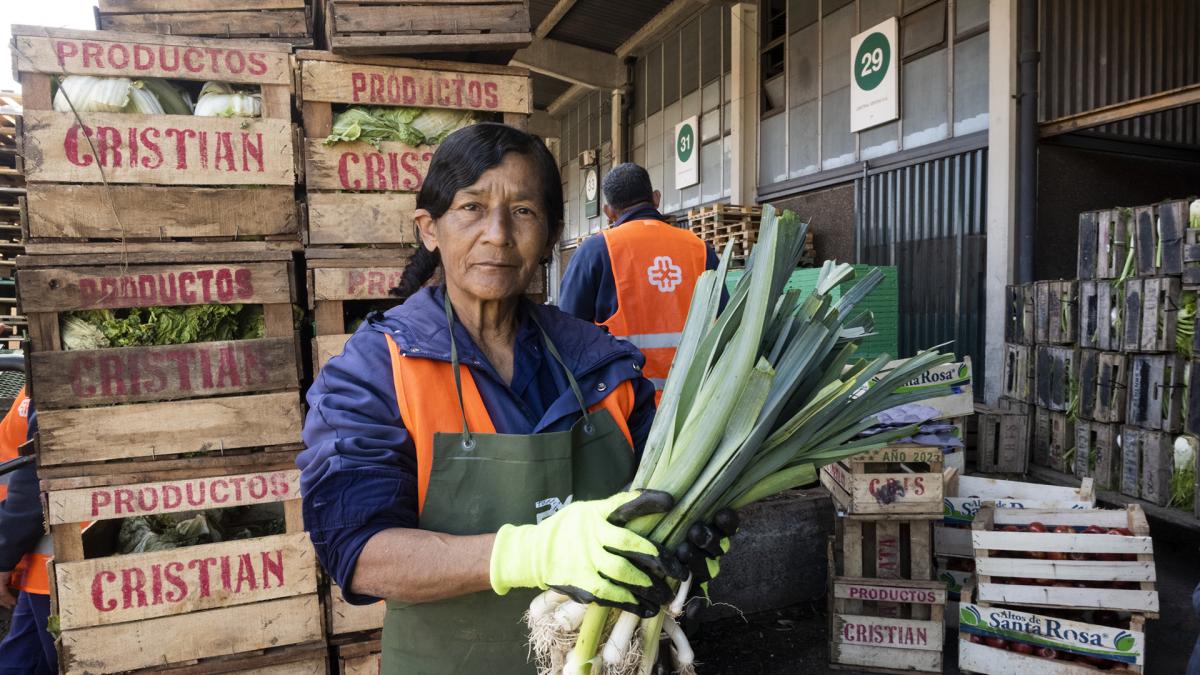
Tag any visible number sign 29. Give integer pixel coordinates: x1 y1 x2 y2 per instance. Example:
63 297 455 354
849 18 899 132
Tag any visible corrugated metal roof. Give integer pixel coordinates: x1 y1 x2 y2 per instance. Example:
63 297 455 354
532 72 573 110
548 0 675 53
530 0 560 30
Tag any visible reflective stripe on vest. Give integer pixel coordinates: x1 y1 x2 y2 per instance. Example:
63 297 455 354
600 220 707 401
383 334 637 514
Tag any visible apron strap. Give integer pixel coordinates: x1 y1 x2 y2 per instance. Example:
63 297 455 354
527 311 595 435
442 292 476 450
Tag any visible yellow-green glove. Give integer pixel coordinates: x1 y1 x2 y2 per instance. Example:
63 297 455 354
490 490 683 617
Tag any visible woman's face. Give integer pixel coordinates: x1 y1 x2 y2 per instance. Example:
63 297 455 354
416 152 552 305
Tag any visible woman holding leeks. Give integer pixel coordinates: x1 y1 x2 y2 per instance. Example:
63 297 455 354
297 124 729 674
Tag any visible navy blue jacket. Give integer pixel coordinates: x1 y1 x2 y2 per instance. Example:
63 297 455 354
298 286 656 604
559 205 724 324
0 410 42 573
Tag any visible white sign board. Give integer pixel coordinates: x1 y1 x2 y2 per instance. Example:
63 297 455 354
674 116 699 188
850 18 899 133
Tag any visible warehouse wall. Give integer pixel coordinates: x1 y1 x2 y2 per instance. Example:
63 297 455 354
766 183 856 263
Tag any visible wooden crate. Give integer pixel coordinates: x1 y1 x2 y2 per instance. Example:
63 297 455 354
1077 211 1098 281
1033 281 1077 345
326 581 385 641
975 403 1030 474
1120 277 1181 353
1005 284 1034 345
1075 421 1121 490
970 505 1158 616
1184 228 1200 288
1078 351 1127 424
96 0 314 47
1032 407 1074 473
1126 354 1185 432
296 50 531 247
1001 343 1033 403
43 461 323 675
834 517 934 582
1035 346 1076 413
1185 358 1200 436
1096 208 1133 280
958 583 1147 674
1078 280 1121 351
11 26 300 252
318 0 532 56
828 576 945 674
819 445 948 517
17 250 303 476
1134 201 1187 277
1118 426 1173 505
944 475 1095 526
335 640 381 675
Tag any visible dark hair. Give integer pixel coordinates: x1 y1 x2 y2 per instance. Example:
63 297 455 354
391 123 564 301
602 162 655 211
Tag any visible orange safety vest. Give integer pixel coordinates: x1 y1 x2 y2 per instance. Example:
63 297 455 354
384 335 636 513
600 219 708 403
0 388 51 595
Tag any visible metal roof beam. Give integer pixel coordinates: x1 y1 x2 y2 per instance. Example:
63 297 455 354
511 38 626 91
535 0 580 39
616 0 716 59
547 83 592 117
1040 82 1200 138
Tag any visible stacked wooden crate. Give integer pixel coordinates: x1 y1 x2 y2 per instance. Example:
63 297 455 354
823 444 951 673
297 50 533 371
958 505 1157 674
317 0 532 56
13 26 321 674
95 0 315 47
687 203 816 267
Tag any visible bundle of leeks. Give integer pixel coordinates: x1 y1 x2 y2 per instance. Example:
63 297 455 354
525 206 956 675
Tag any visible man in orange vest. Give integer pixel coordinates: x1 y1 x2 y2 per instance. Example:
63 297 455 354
559 163 724 402
0 388 57 675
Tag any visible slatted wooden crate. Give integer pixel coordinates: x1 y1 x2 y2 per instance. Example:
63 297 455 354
11 26 300 253
1005 284 1034 345
1188 358 1200 436
43 460 323 674
828 575 945 673
1075 420 1120 490
958 583 1148 674
335 640 381 675
1184 228 1200 289
820 445 948 517
1096 208 1133 280
296 50 531 247
834 517 935 583
975 400 1030 474
1033 281 1077 345
1078 280 1121 351
326 581 385 642
944 475 1095 527
1035 346 1076 413
1077 210 1098 281
970 505 1158 616
1119 426 1173 505
1126 354 1185 433
96 0 314 47
1032 407 1073 473
1120 277 1181 353
318 0 532 56
1078 351 1127 424
17 250 303 476
1134 201 1187 277
1001 343 1033 403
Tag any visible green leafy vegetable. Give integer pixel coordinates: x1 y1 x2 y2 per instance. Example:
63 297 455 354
325 106 475 149
62 305 264 350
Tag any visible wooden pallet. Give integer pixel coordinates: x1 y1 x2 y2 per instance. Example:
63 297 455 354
318 0 532 56
96 0 315 47
1075 420 1121 490
819 445 948 518
1005 284 1034 345
17 250 303 475
1118 426 1173 506
970 505 1158 616
1134 201 1187 277
12 26 299 251
335 639 381 674
1096 208 1133 280
1120 277 1181 353
1078 280 1121 351
1077 350 1127 424
958 583 1147 674
1034 346 1076 413
1125 354 1185 432
45 461 323 675
828 575 945 674
1033 281 1077 345
1000 343 1033 403
1032 407 1074 473
296 50 531 247
975 401 1030 474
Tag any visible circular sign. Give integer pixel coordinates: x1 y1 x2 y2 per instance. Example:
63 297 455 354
584 167 598 201
854 31 891 91
676 123 695 163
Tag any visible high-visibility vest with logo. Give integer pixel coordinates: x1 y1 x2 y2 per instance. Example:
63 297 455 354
0 388 52 595
600 219 708 402
383 335 636 513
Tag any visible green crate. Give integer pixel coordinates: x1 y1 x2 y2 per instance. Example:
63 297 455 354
726 264 899 361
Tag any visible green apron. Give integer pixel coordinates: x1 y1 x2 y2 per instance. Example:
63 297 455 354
382 298 635 674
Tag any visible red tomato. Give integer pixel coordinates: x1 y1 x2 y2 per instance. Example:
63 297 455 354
1009 641 1035 655
984 637 1008 649
1027 522 1047 533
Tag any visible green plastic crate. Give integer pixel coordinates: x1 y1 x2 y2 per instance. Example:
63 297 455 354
726 264 899 361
